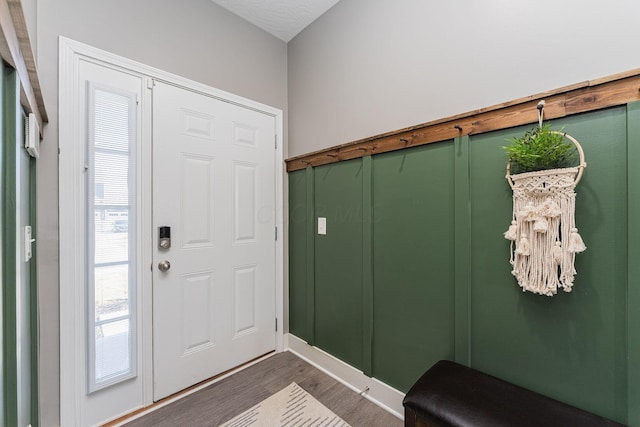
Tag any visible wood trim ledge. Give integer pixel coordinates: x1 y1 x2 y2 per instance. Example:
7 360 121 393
0 0 48 133
286 68 640 172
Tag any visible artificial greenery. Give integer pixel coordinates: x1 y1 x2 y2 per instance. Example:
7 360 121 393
503 123 577 174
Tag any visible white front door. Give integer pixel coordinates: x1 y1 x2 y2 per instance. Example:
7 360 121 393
152 81 276 400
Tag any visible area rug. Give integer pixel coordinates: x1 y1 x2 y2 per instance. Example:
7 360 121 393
219 382 351 427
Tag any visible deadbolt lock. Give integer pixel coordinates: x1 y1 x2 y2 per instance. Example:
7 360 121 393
159 226 171 249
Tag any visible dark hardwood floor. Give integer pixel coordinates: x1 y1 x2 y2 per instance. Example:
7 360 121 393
124 351 402 427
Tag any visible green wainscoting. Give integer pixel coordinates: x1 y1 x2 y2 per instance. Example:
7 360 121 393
469 107 628 422
0 58 5 426
288 168 308 341
2 60 38 427
371 143 455 391
288 104 640 425
627 101 640 424
314 159 364 370
2 60 19 427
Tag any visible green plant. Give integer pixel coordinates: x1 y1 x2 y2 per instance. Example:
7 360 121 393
503 123 577 174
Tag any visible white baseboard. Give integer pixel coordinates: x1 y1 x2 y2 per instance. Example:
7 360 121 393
286 334 405 419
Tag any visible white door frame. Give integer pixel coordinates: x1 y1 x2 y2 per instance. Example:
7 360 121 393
59 37 284 425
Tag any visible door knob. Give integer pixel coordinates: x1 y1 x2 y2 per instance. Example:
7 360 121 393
158 260 171 272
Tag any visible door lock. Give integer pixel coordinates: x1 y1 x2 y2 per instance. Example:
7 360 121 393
158 260 171 272
159 226 171 249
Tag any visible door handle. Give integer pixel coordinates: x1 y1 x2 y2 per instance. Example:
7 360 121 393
158 260 171 272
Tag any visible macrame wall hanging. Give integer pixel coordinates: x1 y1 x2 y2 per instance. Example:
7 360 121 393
504 101 587 296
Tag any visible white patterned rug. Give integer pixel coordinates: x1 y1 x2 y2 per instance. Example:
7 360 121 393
220 382 351 427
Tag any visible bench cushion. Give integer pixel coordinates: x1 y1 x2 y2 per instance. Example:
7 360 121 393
403 360 624 427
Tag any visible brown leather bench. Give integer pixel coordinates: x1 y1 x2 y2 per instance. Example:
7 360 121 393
403 360 625 427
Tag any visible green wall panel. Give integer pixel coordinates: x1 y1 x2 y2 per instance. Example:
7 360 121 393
2 61 19 427
0 59 5 425
362 156 373 376
372 142 455 392
627 101 640 426
314 159 364 369
288 170 308 340
287 104 638 424
454 136 471 365
468 107 628 423
28 153 38 427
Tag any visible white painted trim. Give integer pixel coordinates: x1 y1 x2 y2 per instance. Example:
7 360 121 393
59 36 285 426
59 37 83 426
140 76 154 411
275 112 285 353
286 334 405 420
59 37 282 117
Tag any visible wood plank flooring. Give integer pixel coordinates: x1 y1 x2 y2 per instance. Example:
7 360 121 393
124 351 402 427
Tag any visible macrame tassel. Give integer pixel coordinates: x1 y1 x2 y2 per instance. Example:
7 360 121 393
504 220 517 241
537 199 562 218
567 228 586 253
515 237 530 256
517 203 538 222
533 218 548 233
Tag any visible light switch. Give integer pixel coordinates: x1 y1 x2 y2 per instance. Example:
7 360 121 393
318 217 327 235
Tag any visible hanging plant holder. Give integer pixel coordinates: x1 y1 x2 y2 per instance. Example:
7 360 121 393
504 102 587 296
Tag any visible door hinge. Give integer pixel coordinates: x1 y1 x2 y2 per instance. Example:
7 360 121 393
147 78 155 89
275 318 278 332
274 134 277 149
275 226 278 241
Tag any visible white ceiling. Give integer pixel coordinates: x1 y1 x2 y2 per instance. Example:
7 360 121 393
210 0 341 42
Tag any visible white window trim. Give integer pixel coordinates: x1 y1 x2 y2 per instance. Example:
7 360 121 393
59 36 285 425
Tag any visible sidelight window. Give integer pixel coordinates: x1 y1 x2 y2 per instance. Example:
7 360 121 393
86 83 137 392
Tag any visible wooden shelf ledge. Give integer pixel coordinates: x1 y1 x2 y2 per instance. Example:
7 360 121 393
0 0 48 134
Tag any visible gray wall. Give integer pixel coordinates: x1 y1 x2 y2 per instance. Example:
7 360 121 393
36 1 287 425
32 0 640 424
288 0 640 157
